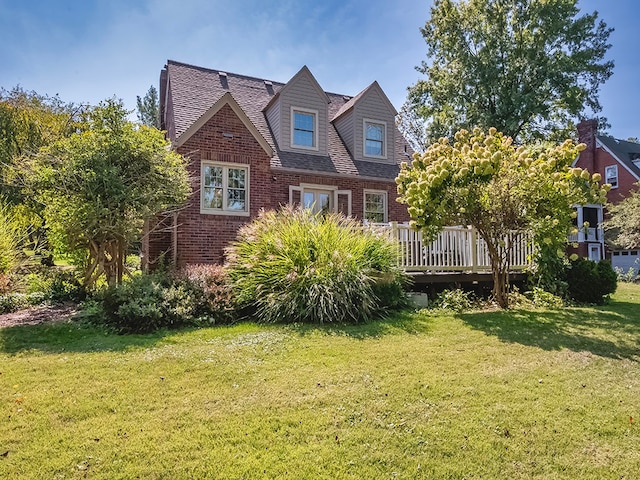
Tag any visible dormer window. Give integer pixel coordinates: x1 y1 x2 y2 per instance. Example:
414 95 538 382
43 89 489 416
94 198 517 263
364 119 386 158
291 107 318 150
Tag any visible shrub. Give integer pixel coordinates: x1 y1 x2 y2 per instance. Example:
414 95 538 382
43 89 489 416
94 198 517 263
615 264 639 283
26 268 86 303
432 289 475 312
0 292 47 314
100 273 172 334
526 287 564 309
175 264 236 324
225 206 407 324
96 267 237 334
566 258 617 304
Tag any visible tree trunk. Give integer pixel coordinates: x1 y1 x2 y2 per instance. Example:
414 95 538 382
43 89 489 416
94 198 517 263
484 236 511 309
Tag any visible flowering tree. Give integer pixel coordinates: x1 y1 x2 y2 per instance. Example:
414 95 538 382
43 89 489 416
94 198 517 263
396 127 608 307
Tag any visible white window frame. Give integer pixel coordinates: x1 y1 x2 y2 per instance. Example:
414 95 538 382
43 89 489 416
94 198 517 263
605 164 618 189
363 118 387 159
200 162 250 216
288 184 352 216
363 189 388 223
291 107 318 151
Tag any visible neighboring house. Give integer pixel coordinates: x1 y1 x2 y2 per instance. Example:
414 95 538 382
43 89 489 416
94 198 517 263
575 119 640 272
144 60 412 268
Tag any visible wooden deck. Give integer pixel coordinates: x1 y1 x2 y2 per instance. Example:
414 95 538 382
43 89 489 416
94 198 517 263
371 223 535 282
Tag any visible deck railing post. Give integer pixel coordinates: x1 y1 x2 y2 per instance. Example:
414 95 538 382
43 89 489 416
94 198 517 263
471 227 478 273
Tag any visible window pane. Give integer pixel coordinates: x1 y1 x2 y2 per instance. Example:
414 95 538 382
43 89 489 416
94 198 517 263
294 129 314 147
303 192 315 209
364 193 385 222
228 168 246 189
293 111 315 147
365 139 383 156
227 188 246 210
366 124 383 141
204 166 223 187
204 187 223 209
294 112 314 131
319 193 330 214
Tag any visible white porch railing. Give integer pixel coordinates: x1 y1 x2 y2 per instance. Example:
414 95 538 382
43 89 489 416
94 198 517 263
371 223 535 273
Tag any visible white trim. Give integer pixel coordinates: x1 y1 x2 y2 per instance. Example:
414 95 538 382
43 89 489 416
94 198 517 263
363 118 387 159
605 164 618 189
200 161 250 217
291 106 319 151
175 92 273 157
335 190 352 217
289 185 303 205
288 184 352 216
299 183 338 191
596 138 640 180
363 189 388 223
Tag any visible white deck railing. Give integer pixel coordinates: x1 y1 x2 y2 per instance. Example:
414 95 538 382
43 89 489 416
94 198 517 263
371 223 535 273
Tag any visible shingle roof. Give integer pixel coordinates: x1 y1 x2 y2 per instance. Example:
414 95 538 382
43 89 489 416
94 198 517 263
598 135 640 179
164 60 410 180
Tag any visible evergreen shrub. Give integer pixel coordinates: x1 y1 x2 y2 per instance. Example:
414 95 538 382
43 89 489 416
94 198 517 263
566 258 617 304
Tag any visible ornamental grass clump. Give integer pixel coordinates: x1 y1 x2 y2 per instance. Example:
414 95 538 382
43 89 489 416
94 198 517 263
225 206 406 324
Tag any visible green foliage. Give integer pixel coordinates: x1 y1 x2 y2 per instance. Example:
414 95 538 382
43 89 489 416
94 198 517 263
0 87 81 205
396 128 608 308
96 266 236 334
402 0 613 146
0 199 21 275
24 98 190 287
226 206 407 324
527 287 565 309
614 265 639 283
0 292 47 314
566 258 617 304
431 288 475 312
605 182 640 249
26 268 86 303
136 85 160 128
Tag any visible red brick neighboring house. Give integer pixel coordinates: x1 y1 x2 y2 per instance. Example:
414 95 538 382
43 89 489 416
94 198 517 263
575 119 640 272
144 60 411 268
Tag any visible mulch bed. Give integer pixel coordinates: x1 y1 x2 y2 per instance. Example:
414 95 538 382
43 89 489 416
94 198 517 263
0 304 78 329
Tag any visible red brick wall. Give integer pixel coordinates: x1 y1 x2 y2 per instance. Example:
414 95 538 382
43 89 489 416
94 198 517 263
576 119 639 205
146 103 411 267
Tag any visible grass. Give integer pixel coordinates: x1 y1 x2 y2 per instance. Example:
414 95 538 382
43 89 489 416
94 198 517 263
0 285 639 479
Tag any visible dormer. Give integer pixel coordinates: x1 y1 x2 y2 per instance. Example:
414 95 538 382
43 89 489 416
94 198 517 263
332 82 397 163
264 66 330 155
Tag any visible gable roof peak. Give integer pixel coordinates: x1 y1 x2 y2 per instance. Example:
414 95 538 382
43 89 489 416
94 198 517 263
331 80 397 122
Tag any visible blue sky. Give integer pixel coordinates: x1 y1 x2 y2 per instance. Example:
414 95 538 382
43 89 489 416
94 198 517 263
1 0 638 140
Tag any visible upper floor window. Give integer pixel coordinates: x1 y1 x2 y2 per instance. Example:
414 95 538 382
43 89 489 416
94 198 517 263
605 165 618 188
363 190 387 223
291 107 317 149
364 120 386 158
201 162 249 216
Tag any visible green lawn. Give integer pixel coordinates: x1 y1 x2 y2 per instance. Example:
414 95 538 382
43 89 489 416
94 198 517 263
1 284 639 479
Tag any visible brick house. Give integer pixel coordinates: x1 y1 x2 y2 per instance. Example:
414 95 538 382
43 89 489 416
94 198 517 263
144 60 411 268
575 119 640 272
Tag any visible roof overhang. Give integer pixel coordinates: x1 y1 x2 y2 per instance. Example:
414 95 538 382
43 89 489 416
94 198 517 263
596 138 640 180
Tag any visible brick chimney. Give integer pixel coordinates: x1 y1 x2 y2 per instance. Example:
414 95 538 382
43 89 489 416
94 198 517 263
577 119 598 173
